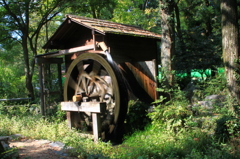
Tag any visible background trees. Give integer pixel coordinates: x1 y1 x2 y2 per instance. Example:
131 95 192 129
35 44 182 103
68 0 117 19
1 1 239 157
112 0 159 31
0 43 25 98
0 0 238 105
0 0 71 99
174 0 222 87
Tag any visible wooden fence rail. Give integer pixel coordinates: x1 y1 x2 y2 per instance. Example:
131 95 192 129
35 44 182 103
0 98 31 102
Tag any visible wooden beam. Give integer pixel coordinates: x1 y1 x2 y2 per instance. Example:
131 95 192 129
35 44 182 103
62 102 106 142
44 45 94 58
36 57 63 65
61 102 106 113
0 98 31 101
92 29 96 51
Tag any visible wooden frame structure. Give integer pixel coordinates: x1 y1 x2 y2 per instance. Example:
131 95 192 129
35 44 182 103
36 15 161 141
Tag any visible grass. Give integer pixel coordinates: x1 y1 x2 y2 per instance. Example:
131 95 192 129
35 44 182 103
0 74 240 159
0 109 239 159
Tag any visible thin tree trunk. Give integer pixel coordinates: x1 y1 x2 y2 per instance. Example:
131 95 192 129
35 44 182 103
90 5 97 18
22 34 34 100
205 0 212 36
221 0 240 103
174 2 185 54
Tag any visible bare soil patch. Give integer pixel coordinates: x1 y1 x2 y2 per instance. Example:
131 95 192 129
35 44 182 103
9 138 78 159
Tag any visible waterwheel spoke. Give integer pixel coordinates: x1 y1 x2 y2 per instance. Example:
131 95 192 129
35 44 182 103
95 81 106 102
68 75 77 90
81 75 88 94
90 61 101 76
76 61 84 74
88 80 95 95
75 75 84 94
95 76 109 87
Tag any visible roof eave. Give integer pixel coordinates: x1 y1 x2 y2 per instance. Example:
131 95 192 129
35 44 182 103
105 31 161 40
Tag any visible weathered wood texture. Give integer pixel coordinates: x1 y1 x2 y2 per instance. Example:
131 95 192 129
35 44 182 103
62 102 106 142
124 61 157 100
106 34 158 63
61 102 106 113
44 45 95 58
43 21 104 50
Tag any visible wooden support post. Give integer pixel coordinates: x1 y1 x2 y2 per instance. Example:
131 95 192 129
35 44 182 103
38 63 45 116
36 57 63 116
57 63 63 101
92 29 96 51
66 112 81 128
92 113 101 142
61 102 106 142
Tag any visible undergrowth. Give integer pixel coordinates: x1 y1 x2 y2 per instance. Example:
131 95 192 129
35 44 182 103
0 74 240 158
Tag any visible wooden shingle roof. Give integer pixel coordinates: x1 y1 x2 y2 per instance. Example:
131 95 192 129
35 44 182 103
43 14 161 49
67 14 161 39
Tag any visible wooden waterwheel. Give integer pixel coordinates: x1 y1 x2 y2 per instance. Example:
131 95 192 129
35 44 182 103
37 15 161 144
64 53 128 142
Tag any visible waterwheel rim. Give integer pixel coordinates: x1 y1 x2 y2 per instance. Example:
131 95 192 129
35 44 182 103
64 53 121 125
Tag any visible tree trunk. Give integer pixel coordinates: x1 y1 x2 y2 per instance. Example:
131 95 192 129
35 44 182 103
221 0 240 103
22 34 34 100
204 0 212 36
159 0 175 87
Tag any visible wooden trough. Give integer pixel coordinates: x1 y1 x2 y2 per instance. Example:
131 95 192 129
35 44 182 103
36 15 161 143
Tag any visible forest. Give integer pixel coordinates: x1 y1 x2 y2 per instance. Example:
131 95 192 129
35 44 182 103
0 0 240 158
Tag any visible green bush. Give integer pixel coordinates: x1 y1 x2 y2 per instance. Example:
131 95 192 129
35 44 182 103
125 100 151 134
1 73 240 159
215 115 240 142
149 86 192 133
0 59 26 99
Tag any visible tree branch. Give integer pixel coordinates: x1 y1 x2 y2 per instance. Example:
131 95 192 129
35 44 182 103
1 0 24 30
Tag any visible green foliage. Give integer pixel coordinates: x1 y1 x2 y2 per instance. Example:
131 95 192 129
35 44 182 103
0 100 35 117
189 73 227 104
0 45 26 99
0 0 72 99
149 98 192 133
49 104 66 123
121 125 237 159
146 72 239 158
0 147 18 159
0 99 240 159
150 80 193 132
174 0 222 77
215 116 240 142
112 0 159 31
0 0 240 158
125 100 150 134
65 0 117 19
202 73 227 96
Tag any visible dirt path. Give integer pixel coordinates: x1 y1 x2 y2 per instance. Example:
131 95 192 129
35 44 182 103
9 137 78 159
